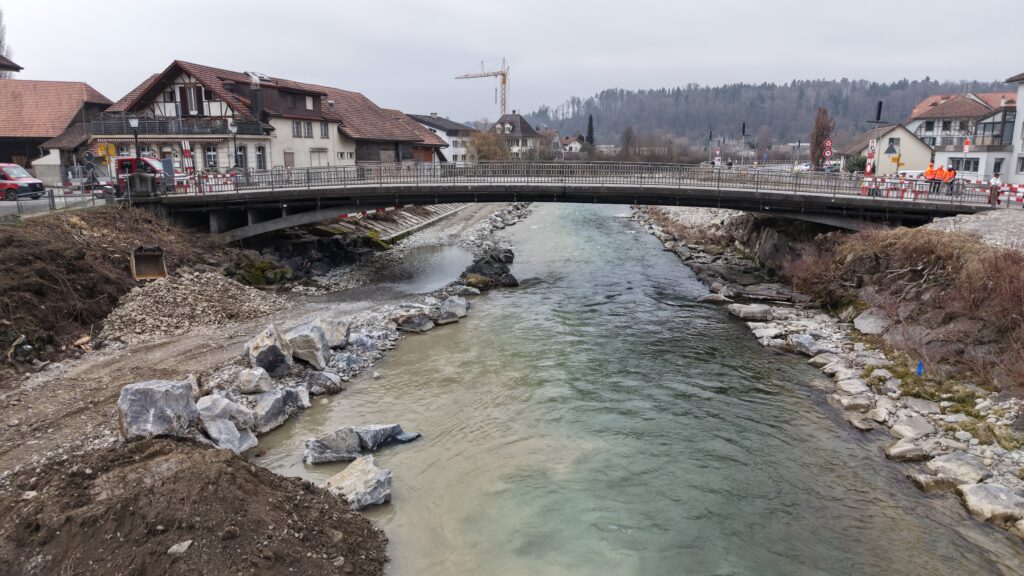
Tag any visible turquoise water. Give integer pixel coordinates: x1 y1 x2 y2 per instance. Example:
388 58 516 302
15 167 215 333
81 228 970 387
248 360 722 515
261 204 1024 575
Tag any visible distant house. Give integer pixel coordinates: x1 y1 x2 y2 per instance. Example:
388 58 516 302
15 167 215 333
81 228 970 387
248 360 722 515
488 112 541 159
561 134 585 154
536 128 564 159
408 114 478 162
0 79 111 182
837 124 931 175
44 60 437 177
385 110 449 163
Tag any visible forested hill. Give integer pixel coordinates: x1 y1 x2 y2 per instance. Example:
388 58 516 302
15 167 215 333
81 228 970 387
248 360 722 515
526 79 1012 145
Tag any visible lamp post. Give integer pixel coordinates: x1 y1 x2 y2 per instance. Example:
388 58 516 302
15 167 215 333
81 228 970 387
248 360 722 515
127 116 140 207
229 122 239 170
884 140 900 176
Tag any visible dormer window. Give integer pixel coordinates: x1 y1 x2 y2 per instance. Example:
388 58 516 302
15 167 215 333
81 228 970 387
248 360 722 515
286 93 296 108
305 96 314 111
504 123 512 134
495 125 501 133
165 89 175 102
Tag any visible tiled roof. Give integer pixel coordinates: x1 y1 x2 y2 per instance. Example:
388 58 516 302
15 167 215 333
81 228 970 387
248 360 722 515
489 113 541 139
837 124 898 156
913 95 991 120
109 60 423 143
1006 72 1024 83
40 122 91 150
407 114 477 135
383 110 448 147
910 92 1016 119
0 54 21 72
974 92 1016 109
0 80 111 138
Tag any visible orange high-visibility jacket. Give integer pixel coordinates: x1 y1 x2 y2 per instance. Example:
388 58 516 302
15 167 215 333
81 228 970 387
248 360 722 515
942 169 956 182
934 167 947 181
924 164 936 179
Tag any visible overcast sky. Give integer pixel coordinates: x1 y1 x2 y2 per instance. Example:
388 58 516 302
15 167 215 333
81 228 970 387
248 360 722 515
5 0 1023 122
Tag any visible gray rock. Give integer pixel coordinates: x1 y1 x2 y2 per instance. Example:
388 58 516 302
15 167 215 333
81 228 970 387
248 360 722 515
927 451 990 484
853 308 892 335
307 371 345 394
909 473 959 492
727 303 772 321
787 334 833 357
236 367 273 394
325 455 393 510
885 438 929 461
865 396 897 423
252 387 310 434
753 327 783 339
285 322 330 370
808 353 840 368
436 296 469 325
954 430 974 442
315 319 350 349
332 351 362 371
957 484 1024 527
452 285 482 296
844 412 878 431
867 368 894 382
118 380 199 442
828 393 874 412
835 378 870 396
904 397 941 415
346 333 378 352
304 428 363 464
832 367 862 382
167 540 193 555
197 395 257 454
697 293 733 304
944 413 973 424
394 312 435 333
891 414 935 439
821 361 847 376
974 399 993 412
352 424 405 451
244 325 293 378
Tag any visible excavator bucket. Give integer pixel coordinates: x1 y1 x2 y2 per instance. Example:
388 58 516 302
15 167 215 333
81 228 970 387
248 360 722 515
130 245 167 281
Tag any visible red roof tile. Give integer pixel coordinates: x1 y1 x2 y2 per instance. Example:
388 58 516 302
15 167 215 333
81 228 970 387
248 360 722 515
913 95 991 120
974 92 1016 109
0 80 111 138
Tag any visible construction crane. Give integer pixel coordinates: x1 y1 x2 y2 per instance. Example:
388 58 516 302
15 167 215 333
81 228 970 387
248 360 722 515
455 58 509 117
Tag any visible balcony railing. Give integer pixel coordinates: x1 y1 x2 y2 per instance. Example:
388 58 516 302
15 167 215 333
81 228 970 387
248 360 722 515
90 116 264 136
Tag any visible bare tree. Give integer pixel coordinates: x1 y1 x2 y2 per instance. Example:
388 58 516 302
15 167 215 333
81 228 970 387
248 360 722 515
809 107 835 170
0 8 12 79
467 131 509 161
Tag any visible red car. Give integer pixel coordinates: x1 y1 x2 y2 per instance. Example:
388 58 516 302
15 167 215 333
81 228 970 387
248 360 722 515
0 163 45 201
113 157 171 195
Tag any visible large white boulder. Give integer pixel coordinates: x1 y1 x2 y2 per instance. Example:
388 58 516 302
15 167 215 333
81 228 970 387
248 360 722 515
926 451 990 485
197 395 257 454
315 318 350 349
236 367 273 394
727 303 772 321
890 414 935 440
285 322 330 370
118 380 199 441
325 455 393 510
957 484 1024 527
436 296 469 325
853 308 892 335
244 325 293 378
251 387 311 434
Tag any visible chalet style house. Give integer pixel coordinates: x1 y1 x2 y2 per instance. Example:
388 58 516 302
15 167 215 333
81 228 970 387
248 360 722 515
43 60 445 175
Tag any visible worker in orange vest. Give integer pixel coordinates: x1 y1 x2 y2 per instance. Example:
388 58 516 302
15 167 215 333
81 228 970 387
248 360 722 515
933 165 947 194
942 164 957 195
924 162 938 194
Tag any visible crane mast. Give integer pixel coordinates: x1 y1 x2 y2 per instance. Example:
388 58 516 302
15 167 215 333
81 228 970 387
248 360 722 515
455 58 509 116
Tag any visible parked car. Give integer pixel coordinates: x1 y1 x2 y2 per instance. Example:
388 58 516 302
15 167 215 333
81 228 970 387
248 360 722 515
0 163 45 201
64 165 115 194
793 162 812 172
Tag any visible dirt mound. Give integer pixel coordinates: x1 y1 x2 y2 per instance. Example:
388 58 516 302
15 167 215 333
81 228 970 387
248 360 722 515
100 271 284 344
0 439 387 576
0 207 223 362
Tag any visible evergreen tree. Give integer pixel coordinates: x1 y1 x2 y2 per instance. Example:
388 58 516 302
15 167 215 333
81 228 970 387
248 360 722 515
586 114 595 145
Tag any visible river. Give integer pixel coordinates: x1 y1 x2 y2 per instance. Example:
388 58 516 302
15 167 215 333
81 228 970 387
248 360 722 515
260 203 1024 575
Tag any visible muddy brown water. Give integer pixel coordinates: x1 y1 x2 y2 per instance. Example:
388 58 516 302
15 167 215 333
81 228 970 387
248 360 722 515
259 204 1024 575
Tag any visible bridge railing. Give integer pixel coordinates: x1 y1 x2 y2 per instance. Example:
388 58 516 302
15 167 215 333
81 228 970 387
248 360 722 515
164 162 996 206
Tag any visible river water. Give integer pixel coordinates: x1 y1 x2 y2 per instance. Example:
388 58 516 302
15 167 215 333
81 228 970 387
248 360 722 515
261 204 1024 575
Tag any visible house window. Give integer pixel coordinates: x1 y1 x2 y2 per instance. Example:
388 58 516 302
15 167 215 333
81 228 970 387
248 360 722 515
292 121 302 137
959 120 969 132
138 145 154 157
887 137 900 147
205 146 218 169
320 121 329 138
993 158 1003 175
337 152 344 160
165 90 175 102
495 125 502 133
942 120 952 132
950 157 979 172
924 120 934 131
117 145 130 157
203 89 215 101
188 86 200 115
1017 157 1024 174
255 146 265 170
303 121 313 138
235 145 247 168
504 124 512 134
305 96 314 111
286 93 296 108
347 152 354 159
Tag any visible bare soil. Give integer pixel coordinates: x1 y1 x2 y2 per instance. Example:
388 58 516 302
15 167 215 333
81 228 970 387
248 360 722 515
0 439 386 576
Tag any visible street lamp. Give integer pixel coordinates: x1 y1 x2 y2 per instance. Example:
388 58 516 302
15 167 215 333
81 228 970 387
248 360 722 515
229 122 239 170
884 140 901 175
128 115 140 163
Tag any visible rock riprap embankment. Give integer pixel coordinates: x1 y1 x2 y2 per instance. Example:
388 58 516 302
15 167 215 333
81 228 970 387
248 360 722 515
100 271 284 345
634 207 1024 543
304 424 420 464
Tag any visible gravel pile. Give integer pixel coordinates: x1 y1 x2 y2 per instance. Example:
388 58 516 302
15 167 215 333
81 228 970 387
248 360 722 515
100 271 285 344
925 208 1024 252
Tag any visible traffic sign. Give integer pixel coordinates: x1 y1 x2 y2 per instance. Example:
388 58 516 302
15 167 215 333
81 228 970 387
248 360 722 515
963 139 971 154
824 138 833 149
762 153 769 162
868 139 877 152
823 149 833 158
83 151 95 163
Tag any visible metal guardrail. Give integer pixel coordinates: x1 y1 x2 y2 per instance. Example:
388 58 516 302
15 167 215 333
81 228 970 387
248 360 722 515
156 162 1003 208
0 186 107 217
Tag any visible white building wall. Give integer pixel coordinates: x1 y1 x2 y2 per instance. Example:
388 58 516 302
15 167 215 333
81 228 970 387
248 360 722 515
415 121 469 162
268 118 356 168
934 150 1011 181
1010 83 1024 184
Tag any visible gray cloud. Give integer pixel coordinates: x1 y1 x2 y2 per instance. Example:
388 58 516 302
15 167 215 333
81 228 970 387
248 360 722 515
5 0 1022 122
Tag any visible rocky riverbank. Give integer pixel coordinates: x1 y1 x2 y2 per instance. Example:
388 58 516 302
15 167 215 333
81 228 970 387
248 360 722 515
0 201 531 574
633 206 1024 542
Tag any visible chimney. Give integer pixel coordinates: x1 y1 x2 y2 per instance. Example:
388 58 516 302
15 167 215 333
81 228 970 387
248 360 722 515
248 73 264 122
327 99 335 111
431 112 438 118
